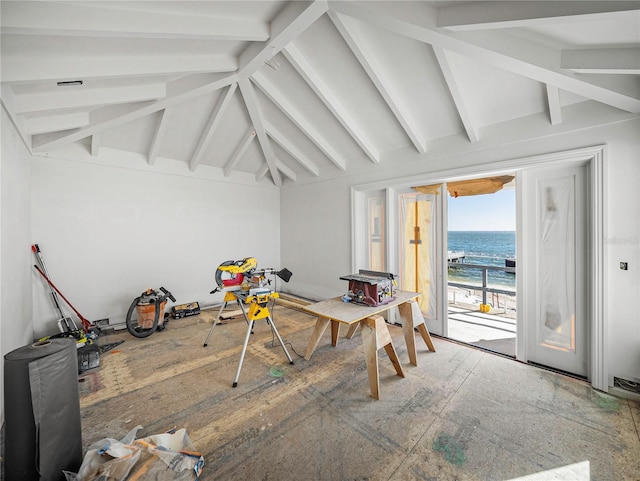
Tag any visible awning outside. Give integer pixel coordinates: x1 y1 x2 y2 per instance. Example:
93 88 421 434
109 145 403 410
445 176 515 198
413 176 514 198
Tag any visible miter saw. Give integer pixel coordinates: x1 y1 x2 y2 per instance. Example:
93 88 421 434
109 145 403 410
211 257 257 292
211 257 292 295
204 257 293 387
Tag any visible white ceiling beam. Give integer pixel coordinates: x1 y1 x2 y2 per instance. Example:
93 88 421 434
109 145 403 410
437 1 640 31
23 111 90 135
329 11 427 154
224 127 256 177
546 85 563 125
189 83 237 171
238 77 282 187
255 159 297 182
1 1 270 41
265 122 320 176
14 83 167 114
562 48 640 75
275 159 297 182
2 54 237 84
432 47 479 143
251 71 347 171
33 102 150 149
282 43 381 163
450 30 640 110
0 89 32 153
148 107 172 166
239 0 328 78
164 74 229 97
91 134 100 157
32 74 238 152
329 2 640 113
255 163 270 181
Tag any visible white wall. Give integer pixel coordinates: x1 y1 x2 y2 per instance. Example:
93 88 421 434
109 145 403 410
1 108 34 423
604 127 640 385
30 150 281 337
280 180 352 301
280 117 640 388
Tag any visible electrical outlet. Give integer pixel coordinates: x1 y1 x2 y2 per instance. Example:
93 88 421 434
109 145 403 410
95 318 110 327
620 262 628 271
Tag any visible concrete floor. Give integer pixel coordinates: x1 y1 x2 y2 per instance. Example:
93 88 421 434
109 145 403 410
447 306 517 357
79 303 640 481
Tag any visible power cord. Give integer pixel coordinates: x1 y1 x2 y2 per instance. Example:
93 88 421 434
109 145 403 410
267 293 305 359
615 377 640 393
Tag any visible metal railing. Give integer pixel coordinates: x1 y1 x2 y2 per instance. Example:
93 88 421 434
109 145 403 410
447 261 516 306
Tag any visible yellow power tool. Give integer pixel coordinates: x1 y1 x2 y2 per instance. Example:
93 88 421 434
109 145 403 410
204 257 294 388
211 257 257 293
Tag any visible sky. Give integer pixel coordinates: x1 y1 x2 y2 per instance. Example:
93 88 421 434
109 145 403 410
448 188 516 231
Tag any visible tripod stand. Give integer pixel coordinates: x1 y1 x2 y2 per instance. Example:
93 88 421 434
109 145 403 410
203 289 247 347
203 288 293 387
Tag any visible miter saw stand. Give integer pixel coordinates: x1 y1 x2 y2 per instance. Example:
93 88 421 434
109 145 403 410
203 258 294 387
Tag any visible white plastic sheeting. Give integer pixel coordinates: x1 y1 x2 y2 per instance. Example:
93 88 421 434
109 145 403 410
537 175 576 353
399 193 437 320
366 192 386 272
64 426 204 481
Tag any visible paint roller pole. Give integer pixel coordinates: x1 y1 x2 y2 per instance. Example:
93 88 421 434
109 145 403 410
31 244 65 320
32 265 93 333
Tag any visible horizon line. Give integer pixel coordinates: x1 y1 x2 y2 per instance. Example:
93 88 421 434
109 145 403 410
448 229 515 232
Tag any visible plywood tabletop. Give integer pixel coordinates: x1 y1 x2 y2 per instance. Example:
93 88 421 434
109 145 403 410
303 290 420 324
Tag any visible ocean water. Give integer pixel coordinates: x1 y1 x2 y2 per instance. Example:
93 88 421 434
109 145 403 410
448 231 515 288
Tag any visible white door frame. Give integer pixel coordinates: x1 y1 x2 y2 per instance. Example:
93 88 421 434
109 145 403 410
516 147 605 390
351 145 606 391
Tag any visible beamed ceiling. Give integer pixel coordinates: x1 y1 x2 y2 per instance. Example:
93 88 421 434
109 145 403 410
1 1 639 187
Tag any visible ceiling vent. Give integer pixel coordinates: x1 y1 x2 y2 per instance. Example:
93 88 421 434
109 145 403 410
56 80 83 87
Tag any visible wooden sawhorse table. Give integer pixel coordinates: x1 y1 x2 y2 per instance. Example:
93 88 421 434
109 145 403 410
303 290 435 399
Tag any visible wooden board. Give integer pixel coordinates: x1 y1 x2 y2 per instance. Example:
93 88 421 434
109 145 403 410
303 290 420 325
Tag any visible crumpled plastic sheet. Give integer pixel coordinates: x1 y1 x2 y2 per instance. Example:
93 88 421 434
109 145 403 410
64 426 204 481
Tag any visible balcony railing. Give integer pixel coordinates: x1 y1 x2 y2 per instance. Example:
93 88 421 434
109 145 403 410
447 261 516 306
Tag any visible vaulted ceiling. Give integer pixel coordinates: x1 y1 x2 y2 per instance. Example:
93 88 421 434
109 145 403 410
2 1 639 187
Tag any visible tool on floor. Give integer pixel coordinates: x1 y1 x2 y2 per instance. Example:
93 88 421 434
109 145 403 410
33 264 96 334
32 244 66 324
171 301 201 319
203 257 294 387
32 250 100 367
77 343 100 373
99 340 125 353
32 244 85 336
125 287 176 338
